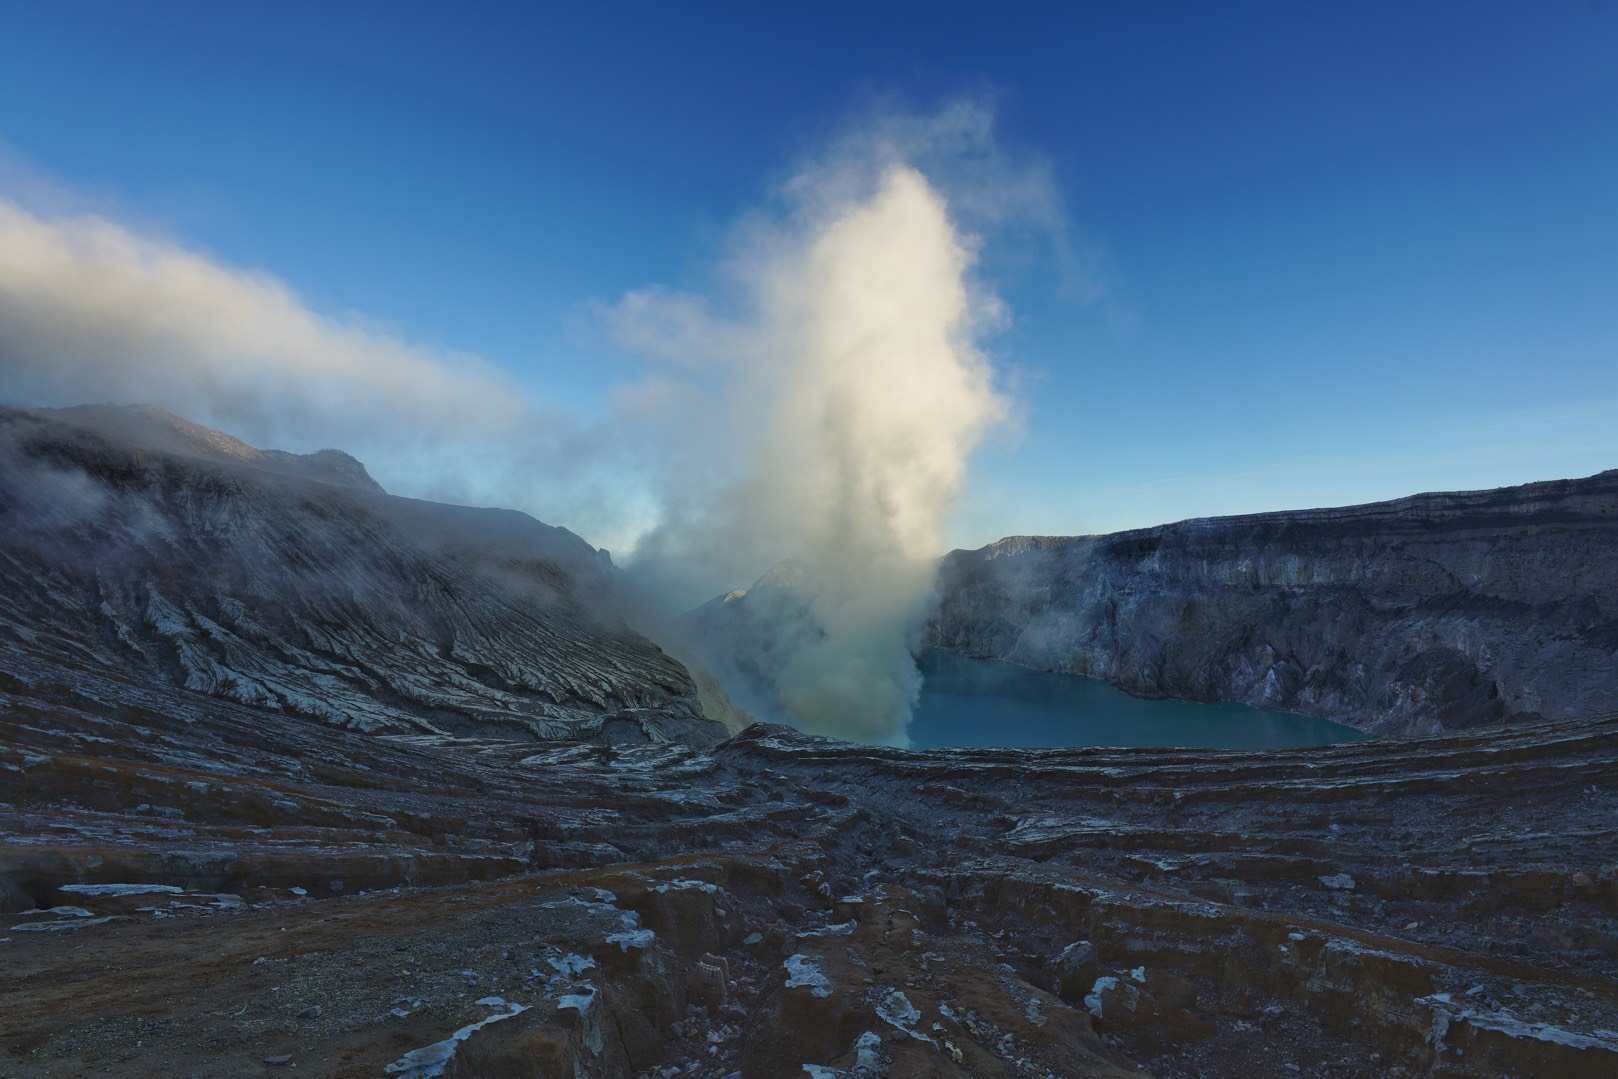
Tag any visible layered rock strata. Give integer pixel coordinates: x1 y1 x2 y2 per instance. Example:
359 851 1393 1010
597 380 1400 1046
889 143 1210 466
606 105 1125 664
930 470 1618 736
0 406 721 746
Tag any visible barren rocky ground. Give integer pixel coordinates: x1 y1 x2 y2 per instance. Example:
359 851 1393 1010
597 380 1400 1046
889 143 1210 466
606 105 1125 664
3 659 1617 1077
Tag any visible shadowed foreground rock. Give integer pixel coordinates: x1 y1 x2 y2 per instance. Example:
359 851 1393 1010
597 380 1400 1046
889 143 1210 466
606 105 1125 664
3 657 1616 1077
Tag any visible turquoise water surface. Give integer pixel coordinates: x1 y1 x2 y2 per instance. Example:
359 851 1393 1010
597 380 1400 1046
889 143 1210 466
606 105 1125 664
910 650 1367 750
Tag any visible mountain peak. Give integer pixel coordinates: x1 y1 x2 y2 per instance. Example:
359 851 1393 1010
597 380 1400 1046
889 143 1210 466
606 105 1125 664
41 403 386 495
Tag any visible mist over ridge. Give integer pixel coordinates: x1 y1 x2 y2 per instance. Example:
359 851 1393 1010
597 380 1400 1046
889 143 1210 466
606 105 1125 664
0 99 1067 744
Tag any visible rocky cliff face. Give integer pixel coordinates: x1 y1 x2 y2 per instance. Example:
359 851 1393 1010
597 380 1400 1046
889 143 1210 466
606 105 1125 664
0 406 722 746
930 471 1618 736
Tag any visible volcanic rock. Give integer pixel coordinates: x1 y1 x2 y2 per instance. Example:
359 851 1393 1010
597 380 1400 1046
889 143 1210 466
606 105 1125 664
930 469 1618 736
0 405 723 747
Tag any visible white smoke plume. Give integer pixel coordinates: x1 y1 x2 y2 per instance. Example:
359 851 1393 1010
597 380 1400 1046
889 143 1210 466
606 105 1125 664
607 105 1051 744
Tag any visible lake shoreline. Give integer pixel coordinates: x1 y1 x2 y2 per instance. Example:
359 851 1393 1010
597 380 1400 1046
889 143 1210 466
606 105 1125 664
911 647 1367 751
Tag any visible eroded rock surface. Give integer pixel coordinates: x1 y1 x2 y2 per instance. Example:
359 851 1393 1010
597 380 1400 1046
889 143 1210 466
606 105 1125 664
930 470 1618 736
0 406 721 746
3 659 1615 1076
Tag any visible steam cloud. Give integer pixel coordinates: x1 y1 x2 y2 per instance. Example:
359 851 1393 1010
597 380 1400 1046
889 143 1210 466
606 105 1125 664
0 100 1066 745
610 154 1012 744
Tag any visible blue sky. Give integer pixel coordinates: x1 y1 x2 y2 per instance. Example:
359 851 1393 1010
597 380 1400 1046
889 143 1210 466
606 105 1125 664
2 2 1615 546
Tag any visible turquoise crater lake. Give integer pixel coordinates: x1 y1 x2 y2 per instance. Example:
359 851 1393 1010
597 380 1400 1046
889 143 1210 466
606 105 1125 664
910 650 1367 751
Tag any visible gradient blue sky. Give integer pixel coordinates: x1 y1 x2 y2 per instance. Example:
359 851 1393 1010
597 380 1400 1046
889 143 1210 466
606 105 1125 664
2 2 1615 546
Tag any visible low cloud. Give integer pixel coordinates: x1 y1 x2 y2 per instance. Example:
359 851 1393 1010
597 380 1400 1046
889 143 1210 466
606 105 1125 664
0 198 525 439
0 194 649 548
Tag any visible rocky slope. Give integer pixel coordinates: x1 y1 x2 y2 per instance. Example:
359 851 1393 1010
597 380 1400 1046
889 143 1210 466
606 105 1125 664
930 470 1618 736
2 659 1615 1077
0 405 721 747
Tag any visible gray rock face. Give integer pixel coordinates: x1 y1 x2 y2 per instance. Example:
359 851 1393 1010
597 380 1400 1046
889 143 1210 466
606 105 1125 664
929 470 1618 736
0 406 723 746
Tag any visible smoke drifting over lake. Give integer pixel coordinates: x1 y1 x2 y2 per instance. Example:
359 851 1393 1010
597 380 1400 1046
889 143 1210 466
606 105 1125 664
612 150 1013 743
0 100 1066 744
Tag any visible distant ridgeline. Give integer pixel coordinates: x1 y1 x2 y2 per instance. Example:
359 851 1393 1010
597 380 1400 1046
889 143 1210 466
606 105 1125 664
928 470 1618 737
